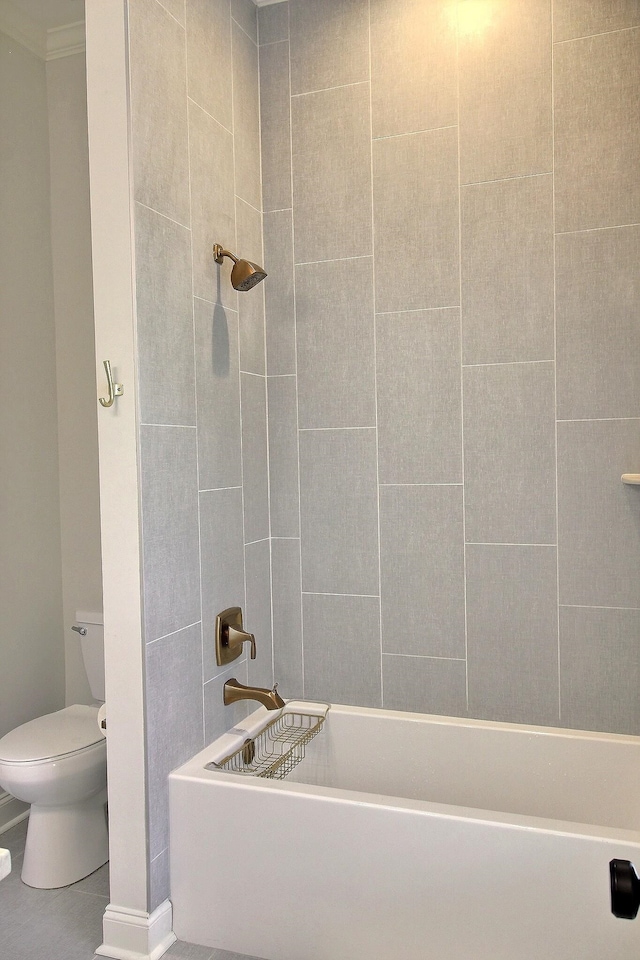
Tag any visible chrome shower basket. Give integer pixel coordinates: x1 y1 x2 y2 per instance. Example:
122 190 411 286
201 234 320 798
207 702 329 781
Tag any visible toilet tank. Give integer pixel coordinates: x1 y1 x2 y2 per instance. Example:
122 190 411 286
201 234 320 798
75 611 105 702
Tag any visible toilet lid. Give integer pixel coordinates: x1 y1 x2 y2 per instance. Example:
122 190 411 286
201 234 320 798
0 705 105 763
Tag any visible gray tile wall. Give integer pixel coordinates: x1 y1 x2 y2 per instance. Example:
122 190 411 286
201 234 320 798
126 0 640 914
128 0 269 911
259 1 640 735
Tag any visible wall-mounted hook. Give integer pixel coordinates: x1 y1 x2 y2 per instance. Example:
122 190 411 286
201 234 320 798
99 360 124 408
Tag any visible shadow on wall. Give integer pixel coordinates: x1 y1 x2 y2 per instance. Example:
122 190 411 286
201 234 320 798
211 272 230 378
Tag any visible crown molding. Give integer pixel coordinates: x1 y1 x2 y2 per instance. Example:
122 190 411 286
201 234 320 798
46 20 85 61
0 1 85 60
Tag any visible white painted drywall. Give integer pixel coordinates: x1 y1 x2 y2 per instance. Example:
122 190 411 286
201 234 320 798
47 50 103 706
0 29 65 740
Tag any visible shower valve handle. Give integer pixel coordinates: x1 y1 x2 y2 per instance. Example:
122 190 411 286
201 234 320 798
226 623 256 660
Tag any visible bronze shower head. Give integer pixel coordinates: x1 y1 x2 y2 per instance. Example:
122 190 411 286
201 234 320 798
213 243 267 292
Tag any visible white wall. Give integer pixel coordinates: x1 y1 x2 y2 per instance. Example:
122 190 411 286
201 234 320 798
47 50 103 706
0 29 65 739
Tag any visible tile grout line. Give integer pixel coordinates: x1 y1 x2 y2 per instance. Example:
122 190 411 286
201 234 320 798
463 359 554 368
230 6 250 649
256 26 276 692
135 199 190 232
231 12 258 47
153 0 184 31
373 123 458 142
551 0 563 724
146 620 202 646
561 603 640 612
555 221 640 237
287 0 306 699
291 78 370 99
553 24 640 44
295 253 372 267
183 0 207 749
303 591 380 599
461 170 553 188
187 95 234 138
455 9 470 713
383 652 468 662
368 0 385 710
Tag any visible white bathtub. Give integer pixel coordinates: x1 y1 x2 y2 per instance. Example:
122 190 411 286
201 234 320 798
169 703 640 960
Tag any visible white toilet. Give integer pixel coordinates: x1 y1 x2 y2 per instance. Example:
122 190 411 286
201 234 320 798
0 612 108 889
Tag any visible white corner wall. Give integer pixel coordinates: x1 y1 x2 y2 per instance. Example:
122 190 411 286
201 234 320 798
0 28 65 741
47 50 104 706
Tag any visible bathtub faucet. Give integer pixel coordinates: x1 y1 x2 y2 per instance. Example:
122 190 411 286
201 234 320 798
223 678 285 711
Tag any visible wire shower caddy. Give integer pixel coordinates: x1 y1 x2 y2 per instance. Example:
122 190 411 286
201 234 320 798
207 704 329 781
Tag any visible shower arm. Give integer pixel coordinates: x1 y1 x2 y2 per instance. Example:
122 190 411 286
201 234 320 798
213 244 238 265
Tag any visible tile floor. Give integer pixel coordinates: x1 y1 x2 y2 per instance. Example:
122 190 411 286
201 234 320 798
0 817 257 960
0 817 108 960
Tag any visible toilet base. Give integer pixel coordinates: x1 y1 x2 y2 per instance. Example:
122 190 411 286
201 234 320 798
22 788 108 888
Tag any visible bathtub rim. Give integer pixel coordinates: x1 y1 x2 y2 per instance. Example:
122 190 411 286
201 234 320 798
170 702 640 847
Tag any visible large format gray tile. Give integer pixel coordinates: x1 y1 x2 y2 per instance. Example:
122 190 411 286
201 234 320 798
463 362 556 545
303 594 381 707
245 538 273 690
557 420 640 608
554 28 640 232
186 0 232 130
461 175 554 365
271 538 303 698
264 209 295 375
376 308 462 484
560 605 640 735
554 0 640 43
189 100 236 308
299 429 379 596
466 544 559 726
74 861 110 898
135 203 195 426
382 655 467 718
370 0 457 139
289 0 369 96
0 818 27 859
259 1 289 44
458 0 552 184
556 225 640 420
267 376 299 538
292 82 372 264
146 623 204 859
380 485 465 658
373 127 459 313
236 198 265 376
241 373 269 544
232 21 261 211
140 426 201 641
200 487 246 681
296 257 375 429
149 848 170 913
232 0 257 42
3 884 107 960
129 0 189 225
164 940 215 960
195 299 242 491
259 40 292 212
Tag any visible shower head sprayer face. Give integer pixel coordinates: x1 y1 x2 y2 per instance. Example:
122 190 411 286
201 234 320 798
213 243 267 291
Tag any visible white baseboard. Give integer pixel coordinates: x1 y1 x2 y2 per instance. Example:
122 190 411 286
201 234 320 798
95 899 176 960
0 791 28 835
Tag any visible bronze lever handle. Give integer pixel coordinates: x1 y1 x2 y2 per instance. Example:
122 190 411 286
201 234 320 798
226 623 256 659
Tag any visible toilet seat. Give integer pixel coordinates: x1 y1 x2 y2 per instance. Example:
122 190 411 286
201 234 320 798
0 705 105 764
